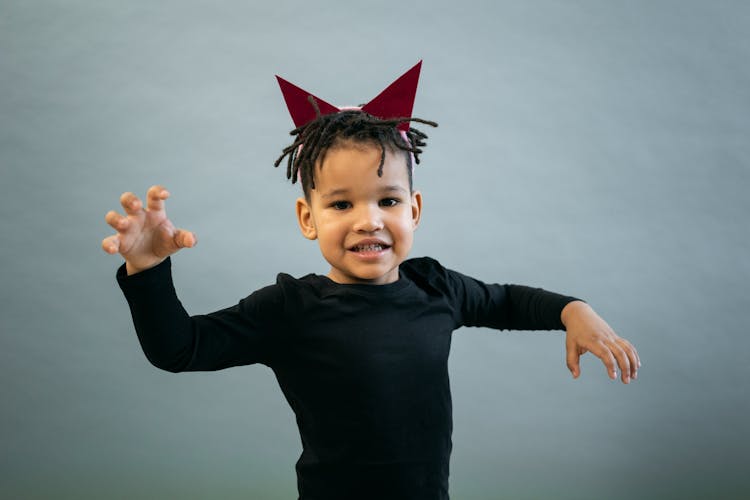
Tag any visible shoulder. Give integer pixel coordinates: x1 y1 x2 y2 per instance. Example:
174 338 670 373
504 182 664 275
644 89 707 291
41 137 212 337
401 257 500 301
253 271 340 309
256 272 327 298
237 272 313 310
400 257 461 294
401 256 448 277
230 272 331 331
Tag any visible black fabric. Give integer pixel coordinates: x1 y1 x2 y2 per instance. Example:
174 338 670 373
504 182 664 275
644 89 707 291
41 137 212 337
117 256 579 500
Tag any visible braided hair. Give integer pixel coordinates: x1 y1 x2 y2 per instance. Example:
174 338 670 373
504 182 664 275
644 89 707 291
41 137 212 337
274 97 437 198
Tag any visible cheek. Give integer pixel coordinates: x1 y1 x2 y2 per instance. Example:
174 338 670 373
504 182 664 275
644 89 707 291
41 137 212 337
394 216 416 242
317 218 347 241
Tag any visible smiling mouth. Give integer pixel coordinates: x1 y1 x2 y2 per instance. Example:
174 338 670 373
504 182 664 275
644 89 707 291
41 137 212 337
349 243 391 252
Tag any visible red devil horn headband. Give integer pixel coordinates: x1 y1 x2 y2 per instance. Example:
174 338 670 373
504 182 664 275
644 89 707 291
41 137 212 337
276 61 422 132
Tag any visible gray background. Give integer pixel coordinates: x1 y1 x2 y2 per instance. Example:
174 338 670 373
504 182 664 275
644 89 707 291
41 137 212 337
2 1 748 499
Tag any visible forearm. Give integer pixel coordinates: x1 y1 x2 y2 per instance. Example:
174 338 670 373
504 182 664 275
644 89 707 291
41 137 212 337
445 264 581 331
117 257 196 372
502 284 581 331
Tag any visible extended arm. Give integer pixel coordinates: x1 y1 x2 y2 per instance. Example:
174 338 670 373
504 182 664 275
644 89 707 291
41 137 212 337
439 262 640 384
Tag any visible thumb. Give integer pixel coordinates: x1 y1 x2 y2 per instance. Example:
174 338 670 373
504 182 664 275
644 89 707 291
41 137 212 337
173 228 197 249
154 223 183 256
566 342 581 379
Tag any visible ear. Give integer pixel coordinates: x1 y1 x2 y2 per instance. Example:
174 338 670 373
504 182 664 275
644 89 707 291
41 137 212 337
410 190 423 229
296 197 318 240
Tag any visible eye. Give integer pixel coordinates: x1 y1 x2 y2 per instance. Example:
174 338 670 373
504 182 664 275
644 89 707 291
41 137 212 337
379 198 400 207
330 201 351 210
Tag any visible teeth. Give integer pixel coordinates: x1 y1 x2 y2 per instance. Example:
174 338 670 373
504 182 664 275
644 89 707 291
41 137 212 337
354 244 383 252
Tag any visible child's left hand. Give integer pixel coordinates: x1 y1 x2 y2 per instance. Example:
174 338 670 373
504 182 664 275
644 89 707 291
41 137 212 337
560 301 640 384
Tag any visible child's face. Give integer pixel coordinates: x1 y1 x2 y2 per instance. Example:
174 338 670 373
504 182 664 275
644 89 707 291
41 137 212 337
295 141 422 285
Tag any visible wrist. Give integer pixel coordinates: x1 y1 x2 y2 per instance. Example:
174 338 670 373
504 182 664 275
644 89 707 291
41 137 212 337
125 258 165 276
560 300 589 328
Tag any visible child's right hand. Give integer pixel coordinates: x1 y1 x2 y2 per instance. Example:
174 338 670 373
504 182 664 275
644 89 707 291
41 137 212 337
102 185 197 275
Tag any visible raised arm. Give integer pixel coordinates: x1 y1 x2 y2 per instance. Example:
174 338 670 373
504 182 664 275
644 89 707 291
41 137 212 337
115 258 281 372
103 186 278 372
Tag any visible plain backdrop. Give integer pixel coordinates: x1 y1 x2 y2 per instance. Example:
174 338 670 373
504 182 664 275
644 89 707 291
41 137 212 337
1 1 748 499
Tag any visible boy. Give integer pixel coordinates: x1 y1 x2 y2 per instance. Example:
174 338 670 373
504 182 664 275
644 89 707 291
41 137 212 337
102 62 639 499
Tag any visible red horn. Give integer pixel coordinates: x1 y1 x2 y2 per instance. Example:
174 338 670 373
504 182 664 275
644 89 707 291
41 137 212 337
361 60 422 131
275 76 340 128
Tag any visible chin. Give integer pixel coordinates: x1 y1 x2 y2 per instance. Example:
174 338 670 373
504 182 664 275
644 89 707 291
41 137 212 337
334 267 398 285
358 269 399 284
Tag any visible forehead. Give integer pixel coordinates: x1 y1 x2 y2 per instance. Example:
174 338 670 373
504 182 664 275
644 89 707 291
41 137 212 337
313 141 410 190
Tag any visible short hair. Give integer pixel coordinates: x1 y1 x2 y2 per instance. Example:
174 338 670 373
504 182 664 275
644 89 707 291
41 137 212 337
274 97 437 198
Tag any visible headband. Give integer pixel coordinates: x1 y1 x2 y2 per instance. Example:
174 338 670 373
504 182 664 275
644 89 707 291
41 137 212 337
275 61 422 132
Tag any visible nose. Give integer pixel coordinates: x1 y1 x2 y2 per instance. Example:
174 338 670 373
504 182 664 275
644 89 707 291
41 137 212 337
353 203 384 233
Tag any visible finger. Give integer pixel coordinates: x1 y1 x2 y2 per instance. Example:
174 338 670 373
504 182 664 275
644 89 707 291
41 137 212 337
120 192 143 215
173 229 197 249
608 341 631 384
566 342 581 379
591 342 618 380
631 342 642 369
618 339 640 379
101 235 120 254
105 210 129 232
146 185 170 212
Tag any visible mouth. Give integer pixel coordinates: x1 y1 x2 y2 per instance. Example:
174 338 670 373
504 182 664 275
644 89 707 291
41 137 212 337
348 240 391 253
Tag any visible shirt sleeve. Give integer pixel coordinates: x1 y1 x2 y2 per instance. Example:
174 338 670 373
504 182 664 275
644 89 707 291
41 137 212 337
402 257 580 331
444 266 581 331
116 258 283 372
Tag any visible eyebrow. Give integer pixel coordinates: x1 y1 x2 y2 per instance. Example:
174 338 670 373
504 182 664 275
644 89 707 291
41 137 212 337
321 185 408 199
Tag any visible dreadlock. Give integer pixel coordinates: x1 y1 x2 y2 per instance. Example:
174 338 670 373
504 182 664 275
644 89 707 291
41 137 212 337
274 96 438 198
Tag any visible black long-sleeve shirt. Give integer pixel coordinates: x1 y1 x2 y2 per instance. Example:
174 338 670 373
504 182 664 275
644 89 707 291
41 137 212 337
117 256 579 500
